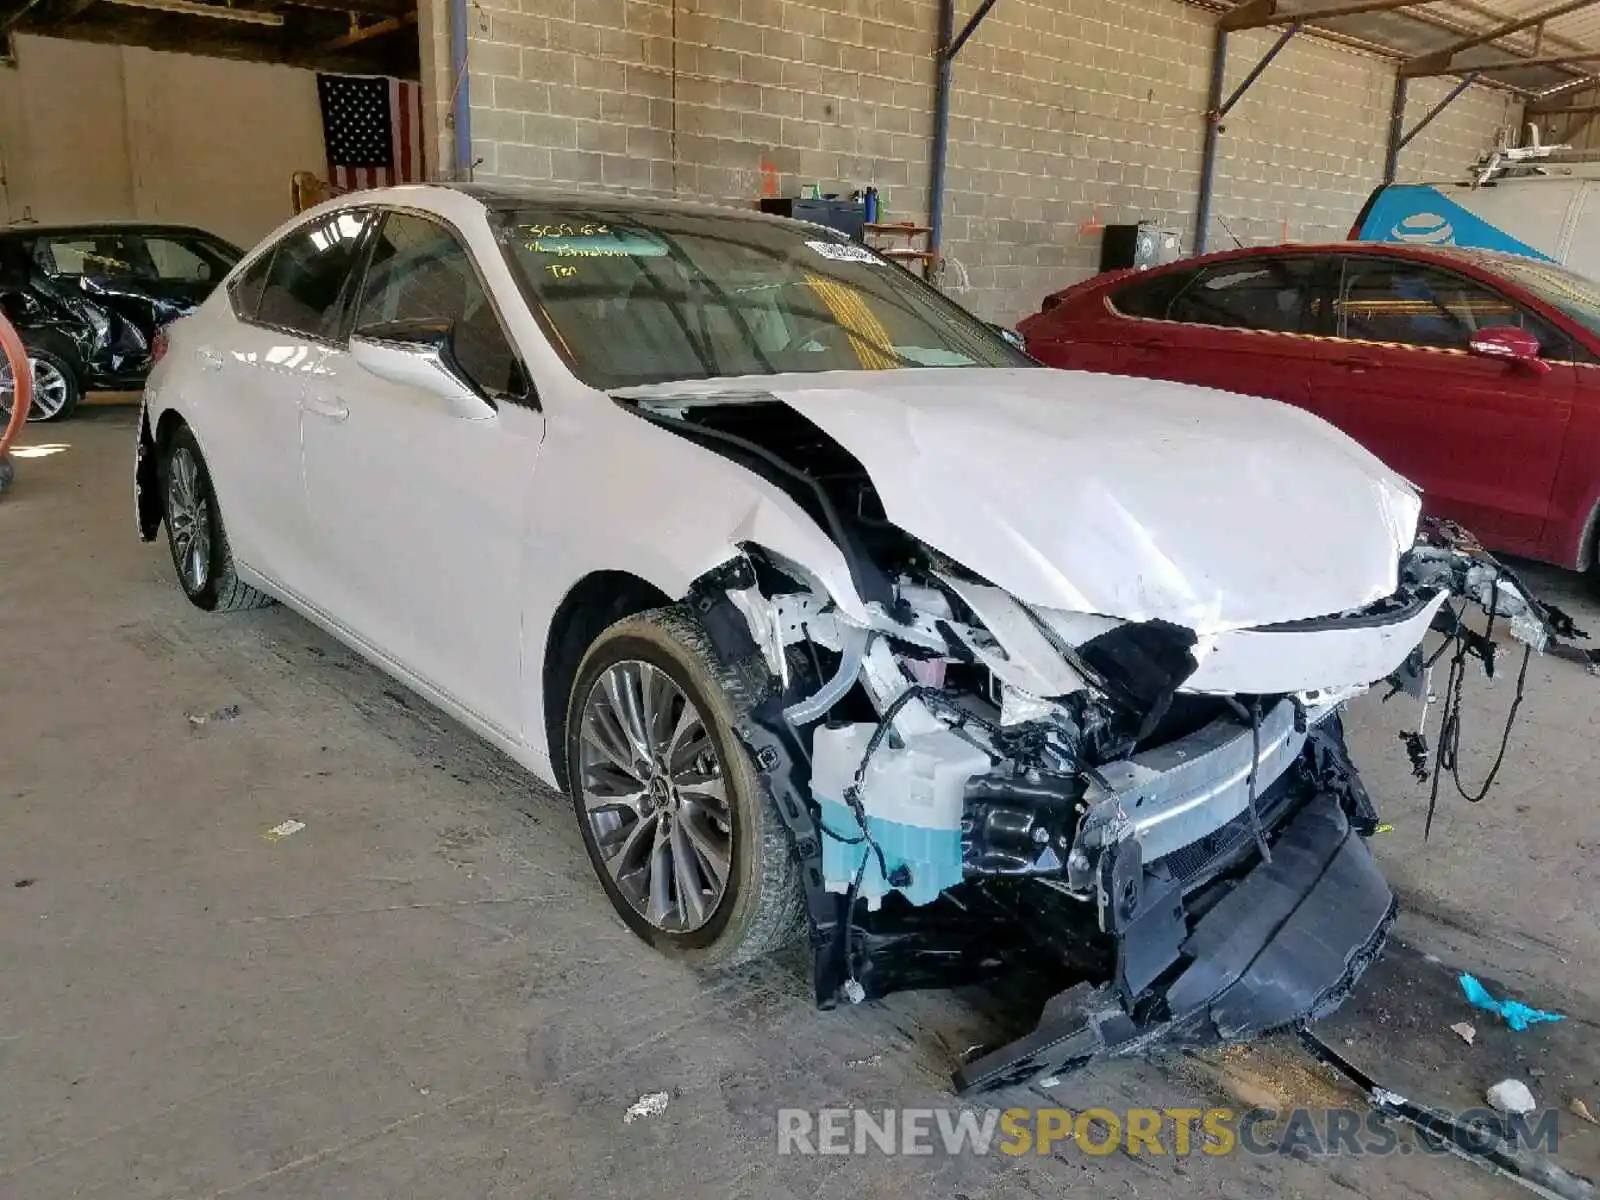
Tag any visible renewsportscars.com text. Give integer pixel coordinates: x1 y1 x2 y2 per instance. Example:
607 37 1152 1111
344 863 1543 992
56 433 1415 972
776 1106 1561 1158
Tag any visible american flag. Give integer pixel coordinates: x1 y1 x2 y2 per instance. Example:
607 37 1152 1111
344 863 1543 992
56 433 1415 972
316 73 425 190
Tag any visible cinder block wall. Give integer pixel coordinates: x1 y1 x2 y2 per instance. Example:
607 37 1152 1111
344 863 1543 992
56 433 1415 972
448 0 1519 323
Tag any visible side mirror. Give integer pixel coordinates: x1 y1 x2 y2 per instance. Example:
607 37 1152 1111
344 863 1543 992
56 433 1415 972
1469 325 1551 374
350 319 493 419
988 322 1026 350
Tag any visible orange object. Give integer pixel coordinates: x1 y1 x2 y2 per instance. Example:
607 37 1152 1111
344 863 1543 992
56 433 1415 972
0 310 32 463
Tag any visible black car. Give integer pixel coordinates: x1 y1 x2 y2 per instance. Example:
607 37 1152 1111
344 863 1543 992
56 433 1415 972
0 223 242 422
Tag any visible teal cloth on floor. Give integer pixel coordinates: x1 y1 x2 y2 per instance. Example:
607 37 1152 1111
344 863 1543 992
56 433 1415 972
1459 973 1565 1032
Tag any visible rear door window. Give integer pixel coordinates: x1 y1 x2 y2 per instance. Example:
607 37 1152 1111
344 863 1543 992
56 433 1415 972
230 251 275 322
254 210 371 340
38 238 97 275
142 234 234 284
37 234 154 280
1169 258 1321 333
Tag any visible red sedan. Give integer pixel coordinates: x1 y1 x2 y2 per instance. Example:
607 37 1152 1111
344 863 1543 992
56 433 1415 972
1019 242 1600 571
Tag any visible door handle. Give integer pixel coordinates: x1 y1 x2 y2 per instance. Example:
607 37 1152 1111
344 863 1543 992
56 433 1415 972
302 394 349 422
196 347 224 371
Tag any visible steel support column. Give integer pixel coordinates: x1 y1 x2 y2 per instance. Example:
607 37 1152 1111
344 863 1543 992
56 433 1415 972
946 0 999 62
929 0 957 256
449 0 471 178
1384 76 1408 182
1195 22 1297 254
1195 26 1229 256
928 0 998 258
1386 71 1478 181
1220 22 1300 117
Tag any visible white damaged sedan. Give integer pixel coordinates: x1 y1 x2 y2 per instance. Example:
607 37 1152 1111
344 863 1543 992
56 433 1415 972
134 185 1570 1092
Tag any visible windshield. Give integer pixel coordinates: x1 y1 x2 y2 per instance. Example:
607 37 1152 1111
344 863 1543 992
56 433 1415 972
494 206 1031 389
1489 257 1600 340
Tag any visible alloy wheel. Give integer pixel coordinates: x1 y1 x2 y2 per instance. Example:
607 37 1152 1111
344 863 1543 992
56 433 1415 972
577 660 734 932
166 447 213 594
0 357 71 422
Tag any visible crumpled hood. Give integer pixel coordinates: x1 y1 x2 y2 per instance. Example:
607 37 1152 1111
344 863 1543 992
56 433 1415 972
759 368 1422 633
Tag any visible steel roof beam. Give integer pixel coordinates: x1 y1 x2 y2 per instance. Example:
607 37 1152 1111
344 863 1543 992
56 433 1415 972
1402 0 1600 77
1426 47 1600 72
1221 0 1436 33
315 8 411 52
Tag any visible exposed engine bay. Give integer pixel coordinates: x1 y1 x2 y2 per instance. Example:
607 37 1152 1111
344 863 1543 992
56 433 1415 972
622 388 1583 1096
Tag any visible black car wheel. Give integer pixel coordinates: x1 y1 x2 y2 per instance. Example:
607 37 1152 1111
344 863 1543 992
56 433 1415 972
0 345 81 423
566 606 806 969
160 425 272 612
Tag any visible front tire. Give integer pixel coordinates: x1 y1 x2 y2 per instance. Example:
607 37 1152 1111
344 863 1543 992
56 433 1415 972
0 345 81 423
160 425 272 612
566 606 805 969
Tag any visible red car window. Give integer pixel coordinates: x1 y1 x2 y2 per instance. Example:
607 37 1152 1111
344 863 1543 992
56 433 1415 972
1108 270 1194 319
1336 259 1564 354
1168 258 1320 333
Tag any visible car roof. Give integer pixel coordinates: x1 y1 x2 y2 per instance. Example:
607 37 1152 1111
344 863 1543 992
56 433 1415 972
1121 240 1547 276
330 181 840 232
1 221 233 243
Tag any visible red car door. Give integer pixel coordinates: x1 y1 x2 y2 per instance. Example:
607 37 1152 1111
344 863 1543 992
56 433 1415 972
1115 255 1328 414
1310 255 1575 554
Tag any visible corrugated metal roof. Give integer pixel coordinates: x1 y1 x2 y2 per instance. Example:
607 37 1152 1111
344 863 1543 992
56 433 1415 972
1218 0 1600 95
1438 0 1600 49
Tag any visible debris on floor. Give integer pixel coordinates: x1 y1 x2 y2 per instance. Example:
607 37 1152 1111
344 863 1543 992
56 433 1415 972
187 703 242 728
623 1091 670 1124
1460 974 1566 1031
1487 1078 1538 1115
1198 1041 1365 1113
262 819 306 842
1571 1098 1599 1126
1450 1020 1477 1045
844 1053 883 1068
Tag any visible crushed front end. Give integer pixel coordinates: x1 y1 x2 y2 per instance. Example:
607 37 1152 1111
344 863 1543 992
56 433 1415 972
686 518 1577 1097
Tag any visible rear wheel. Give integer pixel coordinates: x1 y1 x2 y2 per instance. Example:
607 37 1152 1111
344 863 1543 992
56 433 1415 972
566 606 805 969
160 426 272 612
0 346 81 423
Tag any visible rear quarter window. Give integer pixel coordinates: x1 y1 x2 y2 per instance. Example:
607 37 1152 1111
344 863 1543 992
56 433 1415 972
229 250 275 323
1110 271 1195 320
1169 259 1320 333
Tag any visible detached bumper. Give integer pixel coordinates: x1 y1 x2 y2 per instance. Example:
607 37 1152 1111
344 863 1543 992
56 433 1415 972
954 793 1394 1094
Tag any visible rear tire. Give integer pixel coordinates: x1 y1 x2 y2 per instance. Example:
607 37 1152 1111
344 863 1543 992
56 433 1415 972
0 345 81 423
160 425 273 612
566 606 806 970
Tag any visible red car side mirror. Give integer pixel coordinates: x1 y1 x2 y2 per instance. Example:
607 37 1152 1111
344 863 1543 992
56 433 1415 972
1468 325 1551 374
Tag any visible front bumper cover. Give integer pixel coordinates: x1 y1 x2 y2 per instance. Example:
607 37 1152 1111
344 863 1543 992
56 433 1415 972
954 792 1395 1094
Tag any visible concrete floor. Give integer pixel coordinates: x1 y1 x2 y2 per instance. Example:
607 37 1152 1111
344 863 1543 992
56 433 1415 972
2 406 1597 1199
